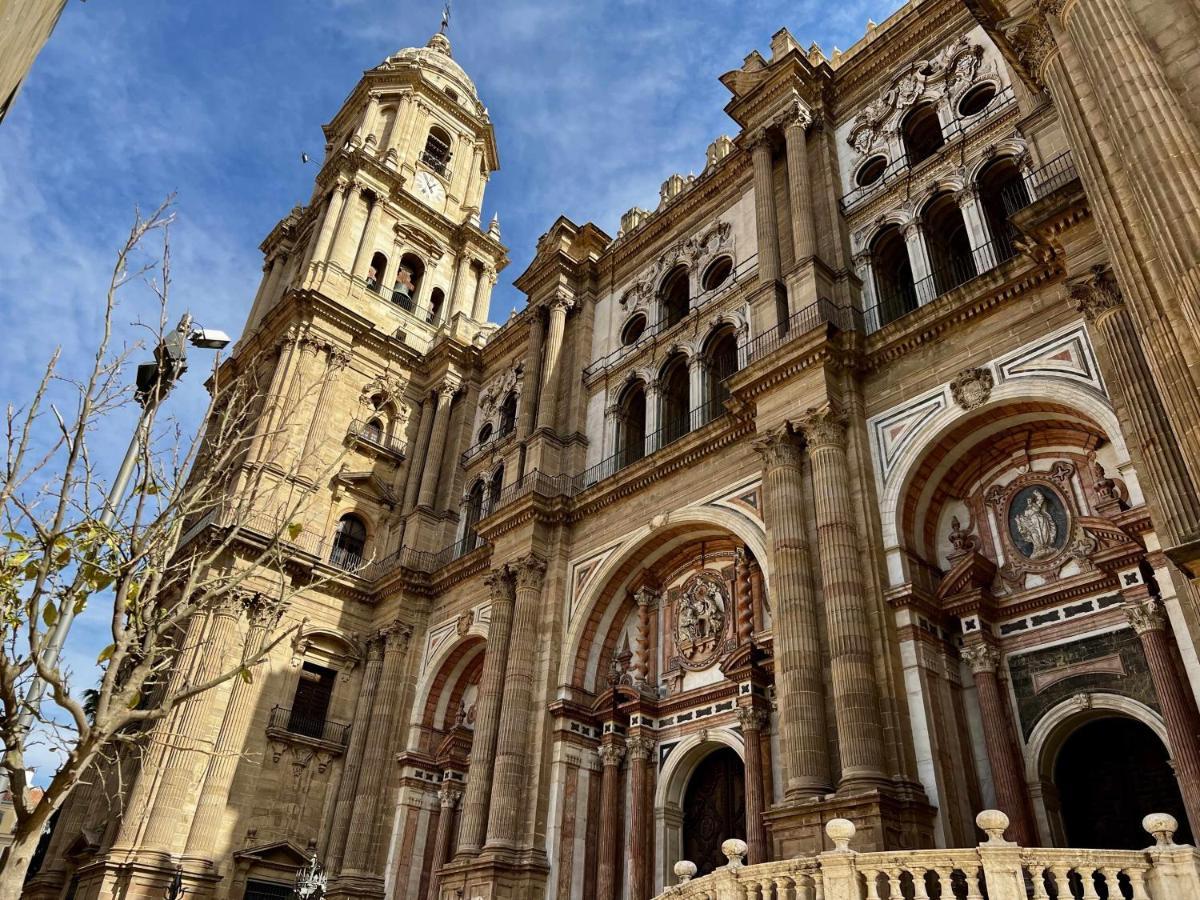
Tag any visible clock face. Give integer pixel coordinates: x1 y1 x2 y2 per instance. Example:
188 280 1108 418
414 171 446 205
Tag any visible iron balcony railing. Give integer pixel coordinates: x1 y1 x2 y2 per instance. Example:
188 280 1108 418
738 297 860 364
1002 149 1079 216
460 426 516 466
347 418 406 455
268 705 351 747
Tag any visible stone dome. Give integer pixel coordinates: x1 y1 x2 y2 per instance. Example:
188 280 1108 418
382 32 481 108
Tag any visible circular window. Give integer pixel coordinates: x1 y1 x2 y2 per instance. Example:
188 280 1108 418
477 423 493 445
702 256 734 291
856 155 888 187
958 83 997 117
621 314 647 346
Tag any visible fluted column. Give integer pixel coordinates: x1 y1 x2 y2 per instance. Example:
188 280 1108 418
751 428 831 797
486 555 547 849
400 395 435 517
796 407 886 787
471 265 495 321
244 332 299 466
1125 590 1200 833
328 186 363 271
425 783 462 900
340 622 412 875
961 642 1037 846
185 596 282 859
309 180 349 268
626 734 654 900
595 738 626 900
535 294 573 431
449 254 475 318
736 706 770 864
351 195 385 279
750 133 781 284
783 105 815 263
416 382 458 509
300 345 352 478
457 568 515 854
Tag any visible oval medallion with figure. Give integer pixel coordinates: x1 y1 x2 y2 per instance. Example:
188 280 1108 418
1007 484 1070 560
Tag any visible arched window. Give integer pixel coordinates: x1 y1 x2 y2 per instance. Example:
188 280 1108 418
901 103 944 166
978 157 1028 262
621 313 647 346
363 418 384 443
488 465 504 513
701 256 733 292
922 192 976 295
871 225 918 327
477 422 493 446
367 251 388 291
427 288 446 325
330 514 367 570
393 253 425 311
660 353 690 444
498 392 517 436
616 381 647 469
703 325 739 421
421 126 453 176
660 266 690 328
461 481 485 553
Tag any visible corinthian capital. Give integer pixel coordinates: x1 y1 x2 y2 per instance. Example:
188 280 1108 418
795 404 848 450
626 735 655 760
380 620 413 652
438 783 462 807
597 741 626 767
735 706 769 732
1125 597 1167 634
961 642 1000 674
751 426 804 469
1066 266 1124 323
511 554 547 590
779 96 813 132
484 566 515 603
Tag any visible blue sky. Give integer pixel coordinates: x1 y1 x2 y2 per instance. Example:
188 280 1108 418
0 0 901 777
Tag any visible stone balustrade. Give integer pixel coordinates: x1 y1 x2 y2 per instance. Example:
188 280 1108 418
655 811 1200 900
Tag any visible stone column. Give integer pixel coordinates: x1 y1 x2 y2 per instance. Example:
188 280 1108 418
955 186 992 269
535 293 574 432
751 428 831 797
329 186 363 272
457 568 515 854
471 265 495 321
855 251 881 332
300 345 351 478
783 105 815 264
1125 591 1200 832
352 195 385 280
310 180 349 268
340 622 412 876
626 734 655 900
401 394 435 516
688 354 706 428
519 310 545 443
449 254 475 319
644 382 661 456
425 783 461 900
486 555 548 849
737 706 770 864
961 642 1037 846
416 382 458 509
796 406 887 788
750 132 781 284
244 332 299 467
631 588 655 689
324 638 385 870
904 219 935 305
595 739 626 900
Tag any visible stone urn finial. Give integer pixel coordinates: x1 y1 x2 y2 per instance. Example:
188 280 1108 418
721 838 748 869
825 818 856 852
976 809 1013 845
1143 812 1180 848
673 860 698 883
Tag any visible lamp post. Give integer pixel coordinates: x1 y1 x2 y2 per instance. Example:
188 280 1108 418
294 854 326 900
15 313 231 735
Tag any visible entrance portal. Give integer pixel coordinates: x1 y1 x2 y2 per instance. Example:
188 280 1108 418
682 746 746 876
1054 716 1191 848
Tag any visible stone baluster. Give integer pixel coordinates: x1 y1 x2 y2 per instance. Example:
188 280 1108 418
627 734 655 900
960 641 1037 846
1124 590 1200 832
737 706 770 864
416 382 458 510
752 427 832 797
339 622 412 876
535 293 574 432
456 568 515 854
796 406 887 787
486 555 548 849
424 783 462 900
595 738 626 900
783 103 815 264
750 131 782 285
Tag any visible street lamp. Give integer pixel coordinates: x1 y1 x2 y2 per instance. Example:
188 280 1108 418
294 854 326 900
15 313 230 734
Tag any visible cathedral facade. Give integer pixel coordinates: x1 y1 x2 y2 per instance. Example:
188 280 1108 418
25 0 1200 898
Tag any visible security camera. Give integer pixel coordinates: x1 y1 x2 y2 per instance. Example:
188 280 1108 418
189 327 232 350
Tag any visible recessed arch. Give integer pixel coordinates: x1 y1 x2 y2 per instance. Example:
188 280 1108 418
407 632 489 750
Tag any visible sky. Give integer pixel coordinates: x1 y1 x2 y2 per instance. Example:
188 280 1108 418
0 0 902 779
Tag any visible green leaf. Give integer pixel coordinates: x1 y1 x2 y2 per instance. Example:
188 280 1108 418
23 561 39 579
238 668 253 684
97 644 115 663
4 532 25 543
6 551 29 568
42 603 58 627
286 522 303 540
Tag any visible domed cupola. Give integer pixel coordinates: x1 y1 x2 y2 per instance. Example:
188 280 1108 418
379 31 486 119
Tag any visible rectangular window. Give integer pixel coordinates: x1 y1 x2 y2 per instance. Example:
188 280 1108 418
287 662 336 739
244 880 294 900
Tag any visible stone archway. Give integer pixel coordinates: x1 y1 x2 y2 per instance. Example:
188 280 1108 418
682 747 746 875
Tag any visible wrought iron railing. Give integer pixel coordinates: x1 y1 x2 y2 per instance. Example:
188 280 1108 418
1002 149 1079 216
347 418 406 455
268 705 350 747
460 427 516 466
738 297 860 364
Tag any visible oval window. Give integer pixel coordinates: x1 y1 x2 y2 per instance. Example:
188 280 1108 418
477 423 493 445
621 314 647 346
958 83 997 117
856 155 888 187
702 256 734 291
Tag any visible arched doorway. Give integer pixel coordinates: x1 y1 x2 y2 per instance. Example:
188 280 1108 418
1054 717 1191 848
682 747 746 876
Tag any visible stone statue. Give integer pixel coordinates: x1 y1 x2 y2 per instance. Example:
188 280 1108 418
1014 489 1057 559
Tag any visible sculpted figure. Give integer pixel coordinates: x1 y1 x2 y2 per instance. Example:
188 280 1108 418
1015 489 1057 559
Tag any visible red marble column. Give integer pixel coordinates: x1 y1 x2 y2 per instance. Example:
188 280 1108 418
425 783 461 900
595 737 626 900
1125 591 1200 834
961 642 1038 846
627 735 655 900
737 706 770 863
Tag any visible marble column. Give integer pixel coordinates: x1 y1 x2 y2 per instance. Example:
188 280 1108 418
486 555 548 849
796 406 886 788
960 642 1037 846
750 133 782 285
752 428 832 797
595 738 626 900
352 195 385 280
309 180 350 268
425 783 462 900
535 294 574 432
340 622 412 875
1125 591 1200 833
737 706 770 864
735 548 754 645
627 734 654 900
324 638 385 870
783 105 815 264
416 382 458 510
457 568 515 854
